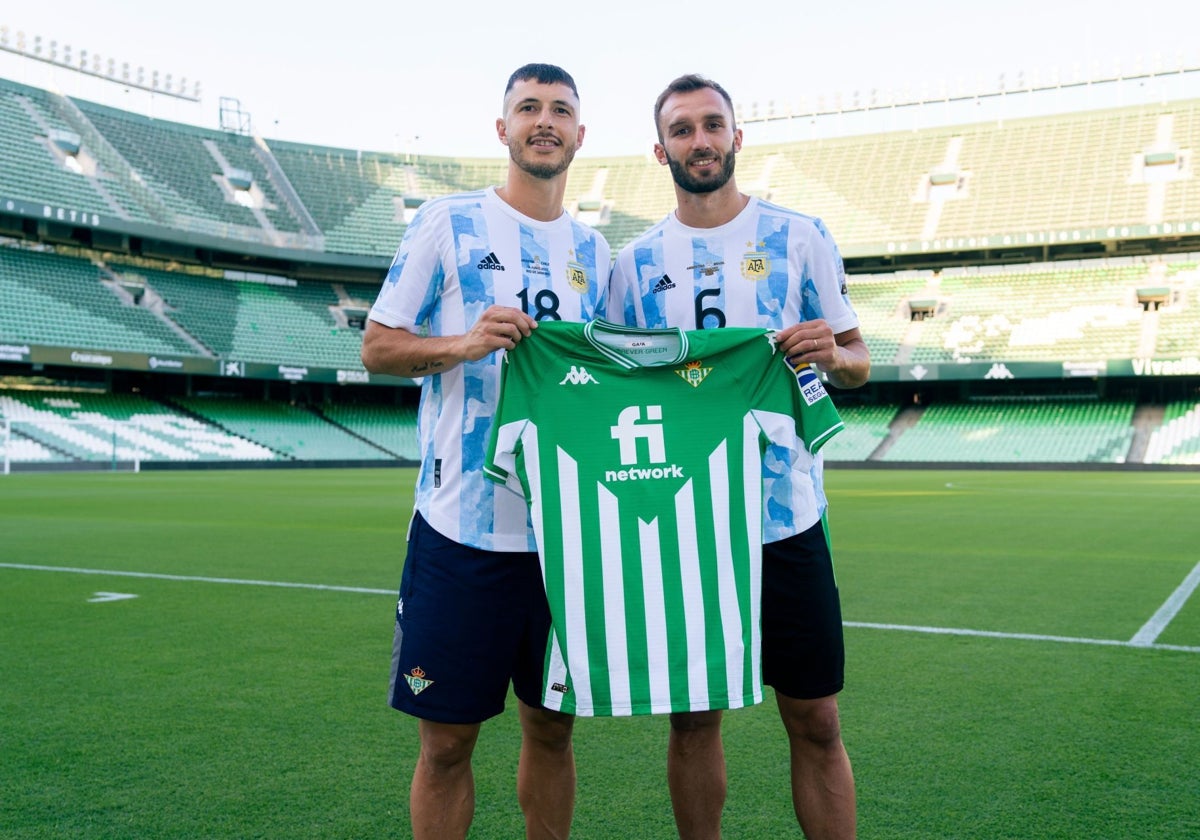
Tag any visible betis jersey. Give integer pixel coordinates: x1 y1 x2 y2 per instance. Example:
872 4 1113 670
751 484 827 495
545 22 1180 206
484 319 842 716
369 186 609 551
608 197 858 542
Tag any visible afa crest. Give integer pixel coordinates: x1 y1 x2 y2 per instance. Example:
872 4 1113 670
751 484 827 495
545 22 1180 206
675 360 712 388
740 241 770 281
566 260 589 293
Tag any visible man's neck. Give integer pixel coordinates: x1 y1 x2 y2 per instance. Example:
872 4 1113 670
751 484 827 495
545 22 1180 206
673 183 749 229
496 168 567 222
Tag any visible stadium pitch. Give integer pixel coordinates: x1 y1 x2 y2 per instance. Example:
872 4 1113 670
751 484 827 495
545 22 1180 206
2 468 1198 838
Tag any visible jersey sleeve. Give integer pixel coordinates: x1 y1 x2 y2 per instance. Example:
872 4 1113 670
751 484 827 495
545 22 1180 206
796 216 859 337
367 201 445 331
788 360 844 453
748 340 844 455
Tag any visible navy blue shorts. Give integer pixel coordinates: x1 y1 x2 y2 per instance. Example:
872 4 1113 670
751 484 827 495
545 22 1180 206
761 518 846 700
388 513 553 723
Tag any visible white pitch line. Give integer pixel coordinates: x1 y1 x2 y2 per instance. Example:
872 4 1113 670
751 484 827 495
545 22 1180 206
0 563 394 595
6 563 1200 654
844 621 1200 654
1129 560 1200 647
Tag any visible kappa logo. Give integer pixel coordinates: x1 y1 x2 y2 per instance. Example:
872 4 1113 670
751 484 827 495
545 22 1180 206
477 252 505 271
985 363 1015 380
652 274 676 293
404 666 434 696
559 366 599 385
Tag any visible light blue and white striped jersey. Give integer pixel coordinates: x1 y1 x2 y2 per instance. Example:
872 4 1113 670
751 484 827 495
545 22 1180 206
608 197 857 542
369 186 610 551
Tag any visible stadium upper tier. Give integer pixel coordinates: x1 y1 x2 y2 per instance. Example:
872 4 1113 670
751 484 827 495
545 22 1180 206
1 243 1196 375
2 75 1198 259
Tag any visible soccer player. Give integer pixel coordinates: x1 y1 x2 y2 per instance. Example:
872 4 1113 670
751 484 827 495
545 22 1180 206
360 63 609 840
607 74 871 840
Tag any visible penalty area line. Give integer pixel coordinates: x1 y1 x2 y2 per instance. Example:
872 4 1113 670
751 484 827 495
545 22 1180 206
845 620 1200 654
1129 560 1200 647
6 563 1198 654
0 562 394 595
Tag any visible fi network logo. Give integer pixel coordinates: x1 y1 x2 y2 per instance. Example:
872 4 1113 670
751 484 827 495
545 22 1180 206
605 406 685 483
610 405 665 464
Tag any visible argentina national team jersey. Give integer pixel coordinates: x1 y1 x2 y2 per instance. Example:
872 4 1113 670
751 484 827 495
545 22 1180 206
369 186 609 551
484 320 843 715
608 197 857 542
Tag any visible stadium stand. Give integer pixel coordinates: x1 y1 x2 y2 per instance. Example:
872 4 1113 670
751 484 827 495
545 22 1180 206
0 78 154 223
880 399 1136 463
171 396 395 461
317 402 420 461
0 388 276 464
1143 399 1200 464
76 100 307 241
266 140 409 256
904 262 1147 365
820 404 899 462
0 246 198 355
1 68 1197 470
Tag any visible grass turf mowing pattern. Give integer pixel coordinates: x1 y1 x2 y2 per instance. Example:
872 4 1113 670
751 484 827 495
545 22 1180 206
2 468 1198 838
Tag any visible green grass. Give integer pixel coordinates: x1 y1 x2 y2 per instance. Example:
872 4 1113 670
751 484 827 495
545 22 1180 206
2 468 1198 838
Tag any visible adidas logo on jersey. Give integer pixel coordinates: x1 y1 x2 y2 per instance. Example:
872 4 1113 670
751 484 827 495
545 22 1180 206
652 274 676 293
477 252 505 271
559 366 599 385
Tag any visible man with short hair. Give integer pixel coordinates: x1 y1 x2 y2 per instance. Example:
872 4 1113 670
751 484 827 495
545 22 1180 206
609 73 870 840
361 63 609 840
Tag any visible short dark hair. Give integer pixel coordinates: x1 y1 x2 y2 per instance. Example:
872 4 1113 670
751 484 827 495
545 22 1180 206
653 74 735 140
504 63 579 100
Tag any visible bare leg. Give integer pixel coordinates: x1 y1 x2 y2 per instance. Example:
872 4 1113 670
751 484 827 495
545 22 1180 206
776 693 856 840
517 700 576 840
667 709 725 840
410 719 481 840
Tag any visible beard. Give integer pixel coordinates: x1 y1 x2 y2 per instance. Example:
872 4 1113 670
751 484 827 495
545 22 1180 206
665 146 737 194
509 136 576 180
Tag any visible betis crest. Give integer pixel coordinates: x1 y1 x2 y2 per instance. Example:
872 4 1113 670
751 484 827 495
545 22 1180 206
404 666 434 696
675 360 712 388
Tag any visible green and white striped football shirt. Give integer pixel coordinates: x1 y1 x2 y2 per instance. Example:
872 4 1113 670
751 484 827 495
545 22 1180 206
485 320 842 716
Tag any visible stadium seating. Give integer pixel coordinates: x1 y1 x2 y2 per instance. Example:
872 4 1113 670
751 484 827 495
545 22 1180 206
0 246 197 355
880 399 1136 463
821 404 899 461
318 403 420 460
0 79 152 222
1143 400 1200 465
171 397 394 461
0 389 277 463
76 100 305 241
6 75 1198 256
